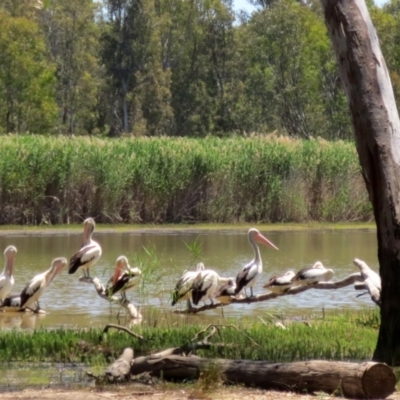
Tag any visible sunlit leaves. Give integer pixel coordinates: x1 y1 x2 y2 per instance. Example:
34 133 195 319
0 11 57 133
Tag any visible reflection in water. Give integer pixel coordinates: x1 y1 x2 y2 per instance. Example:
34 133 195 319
0 312 45 330
0 229 379 330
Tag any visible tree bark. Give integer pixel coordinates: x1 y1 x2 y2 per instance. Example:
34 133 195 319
130 354 395 399
320 0 400 364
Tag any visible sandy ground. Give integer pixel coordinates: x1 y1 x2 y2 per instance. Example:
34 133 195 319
1 385 399 400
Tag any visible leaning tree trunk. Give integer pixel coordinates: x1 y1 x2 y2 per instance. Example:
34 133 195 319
320 0 400 364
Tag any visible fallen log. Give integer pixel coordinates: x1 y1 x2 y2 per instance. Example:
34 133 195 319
129 355 395 399
105 347 134 382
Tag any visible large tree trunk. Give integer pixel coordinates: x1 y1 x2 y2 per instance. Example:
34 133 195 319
130 354 395 399
320 0 400 364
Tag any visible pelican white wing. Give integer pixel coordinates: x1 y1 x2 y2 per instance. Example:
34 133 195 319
171 262 205 306
263 270 295 294
20 257 67 311
291 262 334 286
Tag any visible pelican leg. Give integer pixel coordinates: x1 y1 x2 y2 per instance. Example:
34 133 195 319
186 299 193 311
29 301 41 313
250 287 254 297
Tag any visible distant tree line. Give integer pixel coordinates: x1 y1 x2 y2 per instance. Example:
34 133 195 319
0 0 397 138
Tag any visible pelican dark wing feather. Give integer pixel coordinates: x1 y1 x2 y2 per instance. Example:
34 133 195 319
235 265 255 294
20 282 41 308
69 245 98 274
106 273 130 297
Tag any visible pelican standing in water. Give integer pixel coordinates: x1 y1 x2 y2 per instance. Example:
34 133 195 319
171 262 205 307
235 228 279 298
263 270 296 294
291 261 334 286
19 257 67 312
191 269 233 306
0 245 17 302
106 256 142 300
69 217 102 278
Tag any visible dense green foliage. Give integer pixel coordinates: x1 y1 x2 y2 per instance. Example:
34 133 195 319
0 309 379 364
0 135 371 224
0 0 396 138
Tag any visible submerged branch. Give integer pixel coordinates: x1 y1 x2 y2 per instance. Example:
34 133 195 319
79 276 142 319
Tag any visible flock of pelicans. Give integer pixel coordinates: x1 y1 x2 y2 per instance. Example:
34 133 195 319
0 218 342 314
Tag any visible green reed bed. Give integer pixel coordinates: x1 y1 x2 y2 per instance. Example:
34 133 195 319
0 134 371 225
0 309 379 365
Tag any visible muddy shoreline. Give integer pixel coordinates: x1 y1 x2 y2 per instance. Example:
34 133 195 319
0 222 376 237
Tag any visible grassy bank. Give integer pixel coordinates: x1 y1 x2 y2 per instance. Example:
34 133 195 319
0 309 379 365
0 135 371 225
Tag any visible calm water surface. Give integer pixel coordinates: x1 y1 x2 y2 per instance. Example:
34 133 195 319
0 229 379 330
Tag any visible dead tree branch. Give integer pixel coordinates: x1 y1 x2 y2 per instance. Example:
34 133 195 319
102 323 144 340
176 273 365 314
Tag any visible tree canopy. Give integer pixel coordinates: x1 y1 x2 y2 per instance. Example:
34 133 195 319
0 0 395 138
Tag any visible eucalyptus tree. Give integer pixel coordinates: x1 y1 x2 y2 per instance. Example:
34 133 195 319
39 0 101 135
99 0 173 136
0 10 57 133
241 0 351 139
371 0 400 112
243 0 323 137
163 0 237 136
320 0 400 365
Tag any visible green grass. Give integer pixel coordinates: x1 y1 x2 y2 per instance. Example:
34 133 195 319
0 308 379 365
0 134 372 225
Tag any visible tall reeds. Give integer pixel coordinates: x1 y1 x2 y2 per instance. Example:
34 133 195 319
0 134 371 224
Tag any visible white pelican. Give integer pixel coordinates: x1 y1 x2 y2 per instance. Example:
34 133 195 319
214 278 236 304
191 269 232 306
235 228 279 298
20 257 67 312
353 258 381 306
291 261 334 286
0 245 17 302
263 270 296 294
106 256 142 300
69 217 102 277
171 262 205 306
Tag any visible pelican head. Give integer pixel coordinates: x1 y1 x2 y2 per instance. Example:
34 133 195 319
113 255 128 285
4 245 17 258
196 262 205 271
312 261 324 269
248 228 279 250
4 245 17 275
82 217 96 241
112 255 132 285
48 257 67 284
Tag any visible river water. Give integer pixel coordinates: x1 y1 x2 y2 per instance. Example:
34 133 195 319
0 228 379 330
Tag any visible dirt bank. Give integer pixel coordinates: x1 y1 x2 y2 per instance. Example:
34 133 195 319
1 385 399 400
